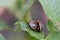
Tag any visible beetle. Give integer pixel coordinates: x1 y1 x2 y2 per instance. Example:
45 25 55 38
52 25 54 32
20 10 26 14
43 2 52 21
29 20 43 32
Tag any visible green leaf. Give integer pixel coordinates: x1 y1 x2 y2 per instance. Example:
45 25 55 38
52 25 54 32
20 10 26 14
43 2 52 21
0 34 6 40
15 0 34 21
45 32 60 40
39 0 60 24
15 21 45 40
16 0 24 10
22 11 32 22
47 20 58 31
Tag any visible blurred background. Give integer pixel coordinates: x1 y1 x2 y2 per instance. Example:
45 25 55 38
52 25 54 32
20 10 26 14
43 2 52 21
0 0 48 40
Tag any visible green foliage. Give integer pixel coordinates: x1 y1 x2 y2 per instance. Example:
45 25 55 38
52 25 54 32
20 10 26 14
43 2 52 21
47 20 58 31
39 0 60 40
15 0 34 21
0 0 60 40
45 32 60 40
15 21 60 40
15 0 60 40
16 0 24 10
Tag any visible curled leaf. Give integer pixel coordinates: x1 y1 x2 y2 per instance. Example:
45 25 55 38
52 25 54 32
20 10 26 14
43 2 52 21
15 21 45 40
